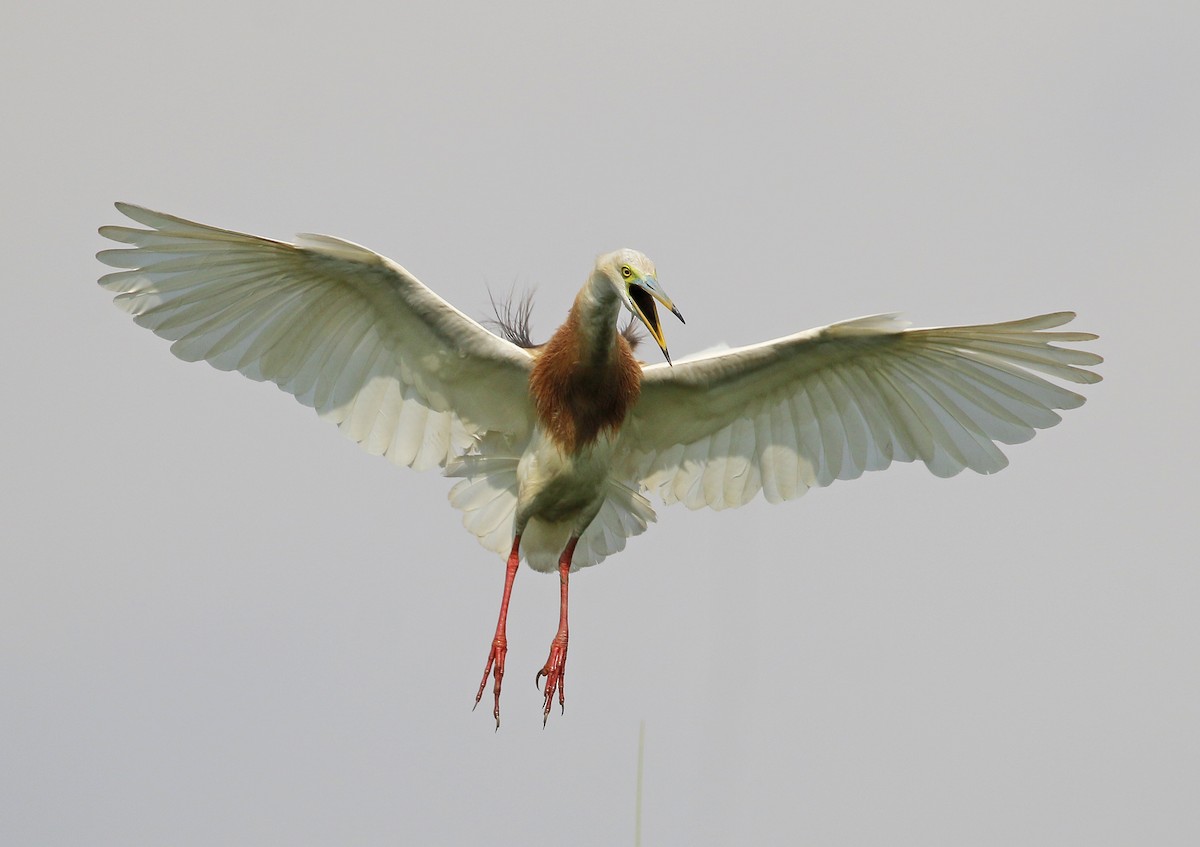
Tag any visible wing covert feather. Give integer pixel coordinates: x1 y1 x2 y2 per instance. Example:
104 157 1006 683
621 312 1101 510
98 203 535 470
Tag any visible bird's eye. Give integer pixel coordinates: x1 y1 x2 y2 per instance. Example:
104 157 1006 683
621 266 632 279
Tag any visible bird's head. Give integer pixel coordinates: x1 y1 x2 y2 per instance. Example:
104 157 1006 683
597 249 685 364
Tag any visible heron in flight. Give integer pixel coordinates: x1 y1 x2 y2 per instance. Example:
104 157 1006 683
97 204 1102 727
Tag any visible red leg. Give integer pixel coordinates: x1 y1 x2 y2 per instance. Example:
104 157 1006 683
537 536 578 726
474 535 521 729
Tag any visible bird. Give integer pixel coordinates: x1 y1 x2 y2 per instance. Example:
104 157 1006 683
96 203 1102 727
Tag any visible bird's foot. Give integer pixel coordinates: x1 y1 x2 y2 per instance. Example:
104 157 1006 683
536 633 568 726
473 635 507 729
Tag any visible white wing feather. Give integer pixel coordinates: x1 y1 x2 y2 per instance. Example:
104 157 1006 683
98 203 535 471
619 312 1102 510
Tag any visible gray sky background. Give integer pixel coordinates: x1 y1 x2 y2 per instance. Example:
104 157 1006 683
3 2 1197 844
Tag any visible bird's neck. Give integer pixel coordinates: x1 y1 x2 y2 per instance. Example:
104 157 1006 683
528 270 641 453
569 269 625 366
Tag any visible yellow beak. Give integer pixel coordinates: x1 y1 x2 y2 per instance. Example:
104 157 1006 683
627 275 684 364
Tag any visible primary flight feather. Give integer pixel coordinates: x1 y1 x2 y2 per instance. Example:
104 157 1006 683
97 203 1102 726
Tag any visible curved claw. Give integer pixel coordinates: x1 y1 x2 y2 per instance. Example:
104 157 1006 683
474 636 507 729
537 635 568 726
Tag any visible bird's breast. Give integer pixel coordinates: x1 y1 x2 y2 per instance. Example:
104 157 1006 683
529 325 642 454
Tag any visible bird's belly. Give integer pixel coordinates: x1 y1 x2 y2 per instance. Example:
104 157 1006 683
516 430 614 528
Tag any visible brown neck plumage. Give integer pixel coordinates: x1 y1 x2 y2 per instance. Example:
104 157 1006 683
529 303 642 454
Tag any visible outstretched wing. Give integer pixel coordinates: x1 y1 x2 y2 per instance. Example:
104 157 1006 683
98 203 536 471
618 312 1101 509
